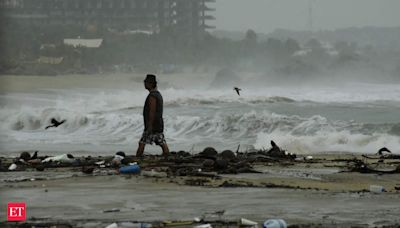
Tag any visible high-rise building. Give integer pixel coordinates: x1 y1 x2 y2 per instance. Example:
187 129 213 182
0 0 215 37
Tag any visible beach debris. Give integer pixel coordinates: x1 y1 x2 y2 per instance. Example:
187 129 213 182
194 224 212 228
199 147 218 158
266 141 286 157
305 155 313 161
116 151 126 157
202 159 215 168
119 164 140 174
103 208 120 213
28 159 42 165
220 150 236 161
42 154 75 163
95 160 105 165
363 153 400 160
111 151 127 167
348 159 400 174
369 185 386 193
214 159 229 170
193 217 203 223
19 151 31 161
105 222 118 228
240 218 258 227
82 166 95 174
162 220 193 226
377 147 392 155
262 219 287 228
36 165 45 171
31 151 38 159
8 163 17 171
204 210 225 218
117 222 152 228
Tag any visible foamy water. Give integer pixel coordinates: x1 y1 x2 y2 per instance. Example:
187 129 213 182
1 75 400 156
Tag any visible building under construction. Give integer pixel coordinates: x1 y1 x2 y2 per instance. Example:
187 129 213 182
0 0 215 38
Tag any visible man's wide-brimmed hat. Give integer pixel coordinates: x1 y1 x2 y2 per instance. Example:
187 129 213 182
144 74 157 83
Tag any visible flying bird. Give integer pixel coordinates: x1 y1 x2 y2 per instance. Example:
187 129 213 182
45 118 66 129
234 87 242 96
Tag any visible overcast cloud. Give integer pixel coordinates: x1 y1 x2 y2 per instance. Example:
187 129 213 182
213 0 400 33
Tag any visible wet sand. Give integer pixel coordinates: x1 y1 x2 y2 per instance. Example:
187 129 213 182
1 153 400 227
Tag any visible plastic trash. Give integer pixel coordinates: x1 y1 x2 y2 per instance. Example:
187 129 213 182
119 164 140 174
369 185 385 193
194 224 212 228
112 155 123 162
119 222 152 228
240 218 258 227
163 221 193 226
95 160 105 165
110 152 126 167
105 223 118 228
193 217 202 222
8 163 17 171
103 208 120 213
263 219 287 228
42 154 75 163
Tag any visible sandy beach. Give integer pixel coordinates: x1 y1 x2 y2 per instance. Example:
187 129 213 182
1 152 400 228
1 73 400 227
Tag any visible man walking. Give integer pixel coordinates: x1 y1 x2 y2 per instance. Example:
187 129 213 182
136 74 169 158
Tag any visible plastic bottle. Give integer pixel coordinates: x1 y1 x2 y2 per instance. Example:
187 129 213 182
119 164 140 174
369 185 385 193
263 219 287 228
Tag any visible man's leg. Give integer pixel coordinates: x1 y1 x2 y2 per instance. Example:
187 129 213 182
136 142 146 157
160 143 169 158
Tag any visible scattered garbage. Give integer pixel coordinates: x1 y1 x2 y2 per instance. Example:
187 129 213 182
262 219 287 228
82 166 95 174
119 164 140 174
240 218 258 227
42 154 75 163
95 160 105 165
369 185 386 193
193 217 202 222
103 208 120 213
119 222 152 228
111 152 126 167
19 151 32 161
194 224 212 228
8 163 17 171
105 222 118 228
162 220 193 226
349 159 400 174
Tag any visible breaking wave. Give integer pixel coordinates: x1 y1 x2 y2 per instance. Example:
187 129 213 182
2 106 399 154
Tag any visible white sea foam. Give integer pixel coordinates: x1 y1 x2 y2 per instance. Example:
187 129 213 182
1 82 400 154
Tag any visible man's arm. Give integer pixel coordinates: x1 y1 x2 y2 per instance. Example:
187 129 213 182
146 96 157 133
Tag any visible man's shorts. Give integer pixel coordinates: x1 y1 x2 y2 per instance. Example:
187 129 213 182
139 131 166 146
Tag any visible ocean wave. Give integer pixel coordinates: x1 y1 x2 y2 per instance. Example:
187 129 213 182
1 104 399 154
164 96 296 107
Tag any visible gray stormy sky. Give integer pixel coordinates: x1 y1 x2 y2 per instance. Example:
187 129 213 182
213 0 400 33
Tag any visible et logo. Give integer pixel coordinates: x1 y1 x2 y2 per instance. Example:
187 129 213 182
7 202 26 221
